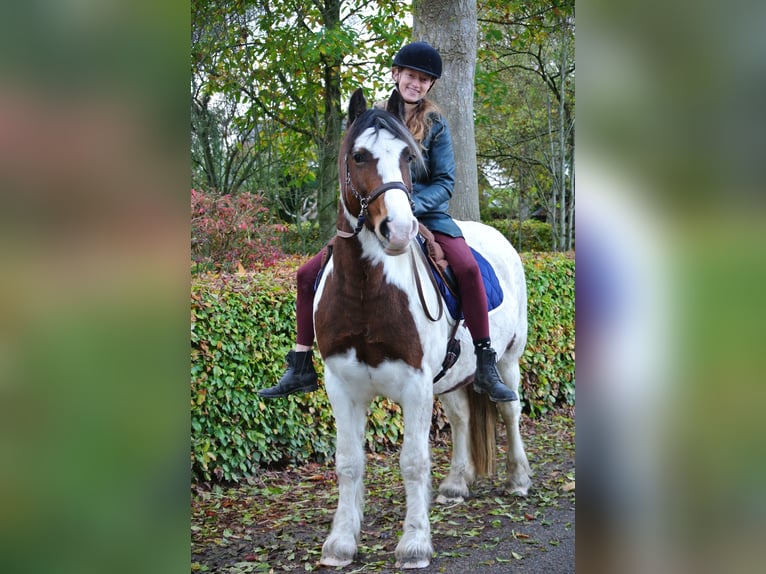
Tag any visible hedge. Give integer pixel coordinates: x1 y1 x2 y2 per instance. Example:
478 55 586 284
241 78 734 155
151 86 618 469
520 252 576 415
191 252 574 482
485 219 553 253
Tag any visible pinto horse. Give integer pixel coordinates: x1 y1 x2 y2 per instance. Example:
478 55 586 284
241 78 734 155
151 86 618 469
314 89 531 569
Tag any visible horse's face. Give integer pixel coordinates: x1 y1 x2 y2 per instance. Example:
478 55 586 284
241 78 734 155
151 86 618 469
340 90 422 255
346 126 418 254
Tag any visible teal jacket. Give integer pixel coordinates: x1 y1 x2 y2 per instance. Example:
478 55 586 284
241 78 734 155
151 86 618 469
411 114 463 238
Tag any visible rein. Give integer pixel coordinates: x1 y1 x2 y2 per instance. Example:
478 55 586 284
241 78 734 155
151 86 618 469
336 156 414 239
411 244 443 322
412 242 464 384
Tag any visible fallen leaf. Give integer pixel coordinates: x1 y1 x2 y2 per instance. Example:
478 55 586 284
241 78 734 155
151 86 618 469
562 481 575 492
514 532 530 539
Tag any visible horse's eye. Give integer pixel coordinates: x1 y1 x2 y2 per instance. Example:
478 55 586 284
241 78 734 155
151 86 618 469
352 152 367 163
406 153 414 163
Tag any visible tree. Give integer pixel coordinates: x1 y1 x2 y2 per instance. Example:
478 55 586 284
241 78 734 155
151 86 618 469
475 0 575 251
191 0 411 242
413 0 481 221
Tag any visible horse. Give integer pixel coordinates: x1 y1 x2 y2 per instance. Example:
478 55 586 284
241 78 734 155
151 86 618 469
314 88 531 569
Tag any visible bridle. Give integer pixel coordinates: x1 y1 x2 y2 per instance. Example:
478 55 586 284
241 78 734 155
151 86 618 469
335 153 443 323
336 155 415 239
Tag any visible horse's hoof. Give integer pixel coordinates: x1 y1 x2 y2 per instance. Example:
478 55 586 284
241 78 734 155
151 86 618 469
507 474 532 496
319 555 353 567
320 537 356 568
436 493 465 504
395 558 430 569
507 482 530 496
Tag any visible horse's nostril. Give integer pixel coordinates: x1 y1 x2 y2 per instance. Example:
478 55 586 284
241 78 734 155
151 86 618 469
379 218 390 240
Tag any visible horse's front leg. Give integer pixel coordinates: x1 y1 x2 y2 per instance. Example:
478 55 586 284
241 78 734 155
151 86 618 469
320 372 368 567
435 388 475 502
395 381 434 569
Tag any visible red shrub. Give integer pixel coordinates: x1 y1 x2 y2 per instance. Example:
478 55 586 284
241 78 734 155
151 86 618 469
191 189 287 273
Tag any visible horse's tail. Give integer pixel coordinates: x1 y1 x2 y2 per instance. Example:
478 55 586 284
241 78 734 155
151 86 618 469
467 387 497 477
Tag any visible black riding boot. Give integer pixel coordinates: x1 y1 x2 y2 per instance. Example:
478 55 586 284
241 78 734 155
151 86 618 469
258 350 318 399
473 345 518 402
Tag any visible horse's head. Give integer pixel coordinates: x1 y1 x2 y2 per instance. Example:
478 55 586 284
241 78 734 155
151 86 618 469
338 89 424 255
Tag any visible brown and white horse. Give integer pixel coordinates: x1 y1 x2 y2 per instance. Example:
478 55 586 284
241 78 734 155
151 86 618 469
315 89 531 569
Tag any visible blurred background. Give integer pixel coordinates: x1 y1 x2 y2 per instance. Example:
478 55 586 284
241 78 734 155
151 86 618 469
0 2 191 573
577 0 766 572
1 1 765 573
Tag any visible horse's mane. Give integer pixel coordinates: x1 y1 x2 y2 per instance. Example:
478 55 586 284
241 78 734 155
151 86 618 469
344 108 427 177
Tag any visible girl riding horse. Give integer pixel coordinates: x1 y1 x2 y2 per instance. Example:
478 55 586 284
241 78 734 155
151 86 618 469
259 41 516 403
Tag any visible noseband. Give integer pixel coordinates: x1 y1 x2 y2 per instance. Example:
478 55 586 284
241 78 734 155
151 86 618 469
337 156 415 239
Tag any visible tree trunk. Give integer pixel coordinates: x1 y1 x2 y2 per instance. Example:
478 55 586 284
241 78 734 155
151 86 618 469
546 89 559 251
413 0 479 221
316 0 343 243
558 24 568 252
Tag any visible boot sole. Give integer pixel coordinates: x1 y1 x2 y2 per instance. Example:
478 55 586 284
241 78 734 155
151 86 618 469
258 382 318 399
472 384 518 402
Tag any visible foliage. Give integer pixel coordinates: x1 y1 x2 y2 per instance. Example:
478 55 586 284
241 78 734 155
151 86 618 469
520 252 575 415
485 219 553 253
279 222 325 256
191 271 332 483
190 252 574 482
190 186 552 268
191 188 288 273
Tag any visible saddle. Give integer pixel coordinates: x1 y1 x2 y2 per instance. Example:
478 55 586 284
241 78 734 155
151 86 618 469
416 224 458 296
415 224 504 321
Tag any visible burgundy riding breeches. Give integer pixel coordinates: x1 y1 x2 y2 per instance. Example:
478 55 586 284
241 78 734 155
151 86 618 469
295 248 326 347
430 231 490 342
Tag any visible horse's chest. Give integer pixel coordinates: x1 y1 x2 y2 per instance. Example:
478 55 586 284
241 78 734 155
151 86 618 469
315 267 423 369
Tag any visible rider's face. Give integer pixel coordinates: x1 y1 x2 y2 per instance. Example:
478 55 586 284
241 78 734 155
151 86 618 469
393 67 435 103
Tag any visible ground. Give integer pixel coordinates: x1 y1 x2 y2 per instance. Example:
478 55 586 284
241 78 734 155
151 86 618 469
191 407 575 573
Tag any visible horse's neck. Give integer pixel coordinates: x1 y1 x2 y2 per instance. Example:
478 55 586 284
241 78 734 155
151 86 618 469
330 235 377 285
331 233 412 292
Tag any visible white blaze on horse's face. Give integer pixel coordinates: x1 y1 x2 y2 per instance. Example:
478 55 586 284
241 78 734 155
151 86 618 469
354 127 418 255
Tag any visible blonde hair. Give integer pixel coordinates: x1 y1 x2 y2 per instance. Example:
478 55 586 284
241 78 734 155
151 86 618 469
405 98 442 147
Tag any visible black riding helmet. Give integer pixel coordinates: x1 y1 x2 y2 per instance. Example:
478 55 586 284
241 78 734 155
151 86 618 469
392 41 442 79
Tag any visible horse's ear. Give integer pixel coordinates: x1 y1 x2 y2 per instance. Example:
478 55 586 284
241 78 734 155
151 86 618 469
348 88 367 126
385 89 406 122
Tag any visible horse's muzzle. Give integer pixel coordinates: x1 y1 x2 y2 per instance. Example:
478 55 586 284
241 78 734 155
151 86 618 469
380 216 417 255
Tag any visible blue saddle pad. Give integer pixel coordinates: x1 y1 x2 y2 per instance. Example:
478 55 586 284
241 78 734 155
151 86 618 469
417 238 504 320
